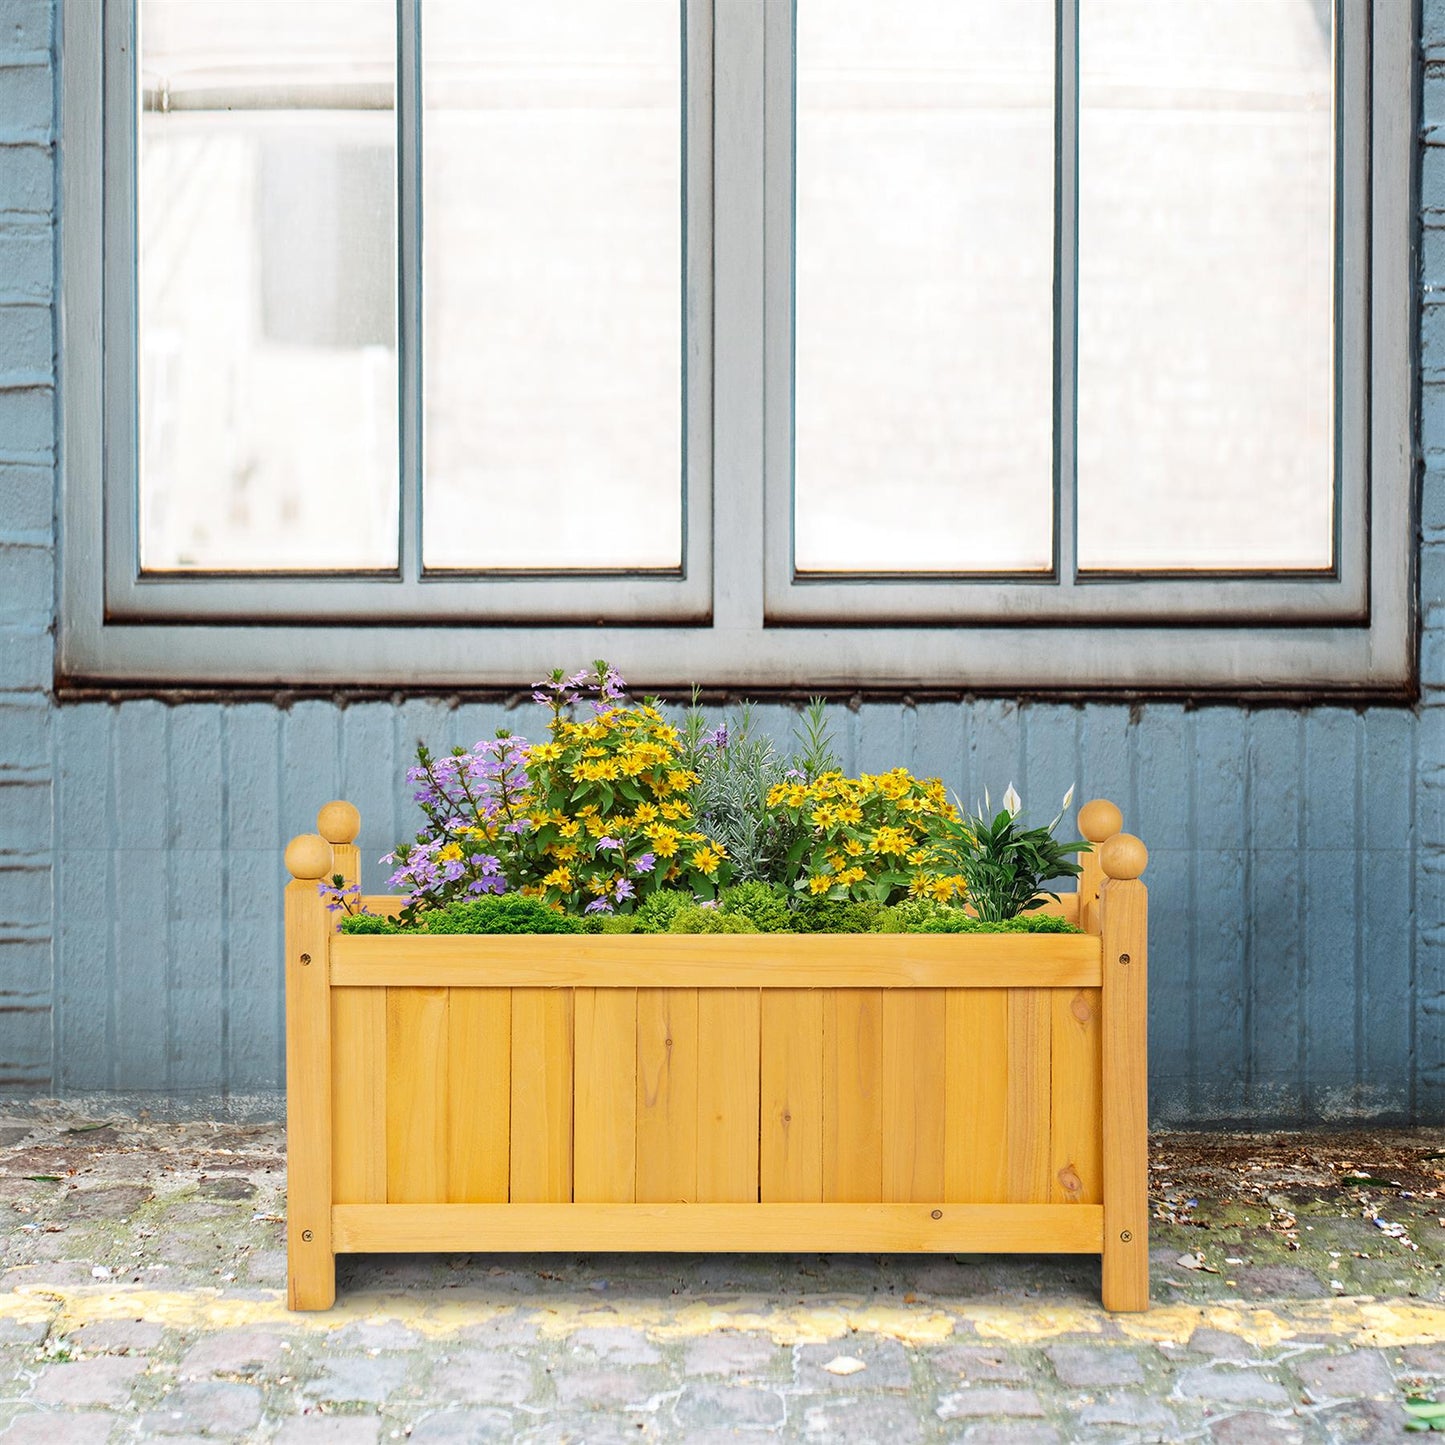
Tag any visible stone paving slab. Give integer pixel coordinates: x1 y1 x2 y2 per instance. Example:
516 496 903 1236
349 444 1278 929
0 1112 1444 1441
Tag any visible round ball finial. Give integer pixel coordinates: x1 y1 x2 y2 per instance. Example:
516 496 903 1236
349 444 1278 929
285 833 333 881
317 800 360 845
1100 833 1148 881
1078 798 1123 844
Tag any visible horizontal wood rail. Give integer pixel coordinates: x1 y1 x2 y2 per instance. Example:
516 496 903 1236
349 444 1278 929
331 933 1103 989
332 1202 1105 1255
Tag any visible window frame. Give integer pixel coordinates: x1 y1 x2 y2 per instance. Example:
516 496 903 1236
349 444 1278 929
59 0 1418 695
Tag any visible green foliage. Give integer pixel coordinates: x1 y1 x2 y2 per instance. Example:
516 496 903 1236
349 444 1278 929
631 890 695 934
717 881 793 933
928 787 1086 922
338 912 402 935
894 911 1081 935
421 895 584 935
789 897 886 934
670 906 759 934
1405 1396 1445 1431
681 697 839 887
582 913 638 935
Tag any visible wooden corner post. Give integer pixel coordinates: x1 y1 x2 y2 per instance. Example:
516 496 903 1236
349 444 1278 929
318 800 362 893
1076 799 1122 935
1099 830 1149 1312
284 826 338 1310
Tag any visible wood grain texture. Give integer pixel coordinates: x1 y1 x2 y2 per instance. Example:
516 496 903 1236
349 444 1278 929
822 990 883 1203
385 987 449 1204
509 989 574 1203
446 989 510 1203
696 989 761 1202
1101 876 1150 1311
1050 988 1102 1204
636 988 698 1203
1007 989 1053 1203
943 988 1008 1203
334 1201 1104 1254
573 988 637 1203
760 990 824 1202
284 876 336 1308
331 986 386 1204
881 990 946 1202
1078 845 1104 936
332 933 1102 989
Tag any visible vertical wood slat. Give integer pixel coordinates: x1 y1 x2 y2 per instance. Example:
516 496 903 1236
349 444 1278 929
332 987 387 1204
1050 988 1102 1204
637 988 699 1203
761 990 824 1202
509 989 574 1203
386 988 449 1203
823 990 883 1203
1007 989 1052 1202
447 989 511 1203
575 988 638 1203
697 989 761 1202
1101 867 1150 1311
284 873 336 1309
881 990 945 1202
943 989 1008 1202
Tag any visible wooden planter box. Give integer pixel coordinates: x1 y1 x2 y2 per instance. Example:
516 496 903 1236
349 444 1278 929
283 800 1149 1313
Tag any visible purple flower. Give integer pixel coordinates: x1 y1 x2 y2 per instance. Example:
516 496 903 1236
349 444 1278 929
703 725 728 749
633 853 656 874
613 879 636 902
597 837 621 851
584 898 614 914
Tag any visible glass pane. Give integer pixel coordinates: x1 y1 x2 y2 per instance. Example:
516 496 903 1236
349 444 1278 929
1077 0 1334 571
422 2 683 571
138 0 398 572
793 0 1055 574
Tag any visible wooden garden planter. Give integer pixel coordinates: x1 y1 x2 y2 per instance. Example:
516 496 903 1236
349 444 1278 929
282 799 1149 1312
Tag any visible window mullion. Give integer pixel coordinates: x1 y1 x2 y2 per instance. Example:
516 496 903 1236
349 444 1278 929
398 0 422 586
1056 0 1079 591
715 0 770 631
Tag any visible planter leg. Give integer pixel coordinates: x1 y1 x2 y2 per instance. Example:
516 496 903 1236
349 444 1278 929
288 1236 336 1312
284 828 339 1311
1100 834 1149 1313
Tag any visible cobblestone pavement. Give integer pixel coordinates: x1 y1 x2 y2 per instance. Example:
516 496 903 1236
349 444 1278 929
1 1111 1444 1442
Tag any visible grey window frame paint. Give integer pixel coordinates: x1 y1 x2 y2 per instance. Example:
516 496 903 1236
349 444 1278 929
58 0 1416 695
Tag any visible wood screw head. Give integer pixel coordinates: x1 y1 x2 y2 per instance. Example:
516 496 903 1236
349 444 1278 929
301 1229 313 1242
1119 953 1130 966
301 954 311 966
931 1209 943 1220
1119 1229 1133 1243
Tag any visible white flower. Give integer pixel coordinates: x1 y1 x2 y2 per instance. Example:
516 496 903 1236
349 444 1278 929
1003 783 1022 816
1060 783 1075 812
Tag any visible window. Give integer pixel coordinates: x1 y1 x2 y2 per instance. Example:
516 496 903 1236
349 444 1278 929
60 0 1415 694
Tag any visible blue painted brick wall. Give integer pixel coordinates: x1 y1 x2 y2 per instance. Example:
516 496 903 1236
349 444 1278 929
0 0 1440 1119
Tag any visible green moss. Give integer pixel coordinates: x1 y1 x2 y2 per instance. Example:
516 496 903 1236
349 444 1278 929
345 890 1078 936
899 911 1081 935
717 881 793 933
421 895 583 935
789 898 886 934
337 913 401 935
631 891 695 934
668 906 759 934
